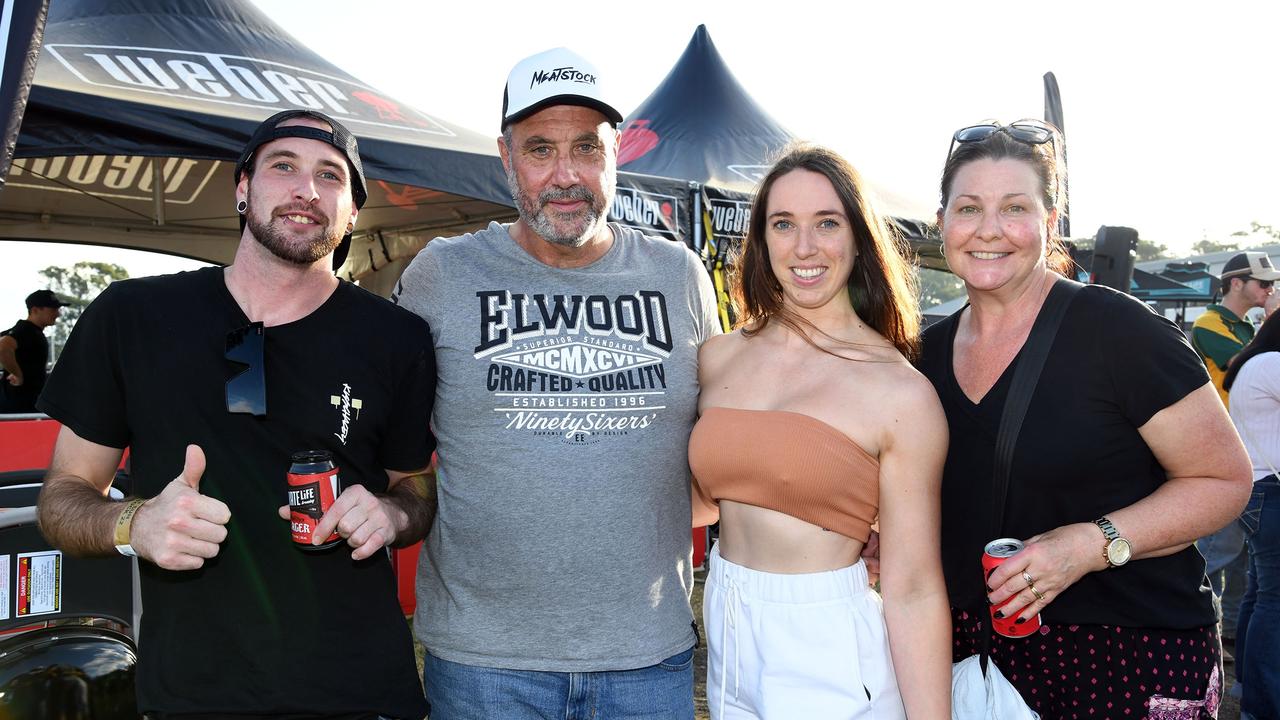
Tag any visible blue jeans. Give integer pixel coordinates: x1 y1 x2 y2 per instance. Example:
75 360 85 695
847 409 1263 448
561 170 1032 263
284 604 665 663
422 647 696 720
1192 515 1244 622
1199 517 1247 633
1238 476 1280 719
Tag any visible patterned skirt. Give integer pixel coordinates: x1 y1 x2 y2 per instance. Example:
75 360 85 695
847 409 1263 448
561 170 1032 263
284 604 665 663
953 609 1222 719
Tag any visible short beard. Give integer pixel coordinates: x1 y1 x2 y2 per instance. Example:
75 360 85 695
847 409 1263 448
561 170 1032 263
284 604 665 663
246 201 343 266
505 165 614 248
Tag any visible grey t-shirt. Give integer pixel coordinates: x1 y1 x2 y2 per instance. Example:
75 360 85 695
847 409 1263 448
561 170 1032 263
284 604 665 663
395 221 720 671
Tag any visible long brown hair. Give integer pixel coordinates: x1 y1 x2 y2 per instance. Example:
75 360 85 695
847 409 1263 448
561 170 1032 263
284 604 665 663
733 143 921 360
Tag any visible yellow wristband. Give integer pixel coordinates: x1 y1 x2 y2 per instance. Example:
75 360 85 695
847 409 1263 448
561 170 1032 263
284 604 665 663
113 498 147 548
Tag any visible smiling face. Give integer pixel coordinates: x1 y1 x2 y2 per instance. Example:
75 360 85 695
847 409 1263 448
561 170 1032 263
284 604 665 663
499 105 618 249
236 117 358 266
938 157 1057 294
763 169 857 314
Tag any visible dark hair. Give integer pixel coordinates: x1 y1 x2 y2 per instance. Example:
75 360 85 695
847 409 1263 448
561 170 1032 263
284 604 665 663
939 129 1072 275
1224 310 1280 391
1222 275 1248 298
733 143 920 360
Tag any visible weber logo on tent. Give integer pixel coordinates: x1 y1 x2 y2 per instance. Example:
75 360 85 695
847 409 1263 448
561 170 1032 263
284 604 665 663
529 67 596 88
709 197 750 239
7 156 219 205
44 44 455 137
609 186 681 240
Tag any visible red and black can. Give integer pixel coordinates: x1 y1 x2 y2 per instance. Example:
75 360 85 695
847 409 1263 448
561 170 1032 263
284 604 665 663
287 450 341 551
982 538 1042 638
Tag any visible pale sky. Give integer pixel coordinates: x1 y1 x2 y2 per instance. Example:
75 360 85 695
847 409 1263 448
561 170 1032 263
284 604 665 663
251 0 1279 249
4 0 1278 319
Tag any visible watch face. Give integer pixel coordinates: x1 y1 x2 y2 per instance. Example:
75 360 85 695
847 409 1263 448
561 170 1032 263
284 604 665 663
1107 538 1132 566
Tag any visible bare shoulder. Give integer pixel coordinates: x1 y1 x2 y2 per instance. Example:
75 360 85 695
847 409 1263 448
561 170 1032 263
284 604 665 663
874 358 948 447
698 329 745 371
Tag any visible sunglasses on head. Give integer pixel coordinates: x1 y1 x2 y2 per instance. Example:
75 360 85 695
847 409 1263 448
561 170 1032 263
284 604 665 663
1255 279 1275 289
945 119 1065 211
225 322 266 416
951 119 1057 148
947 119 1059 171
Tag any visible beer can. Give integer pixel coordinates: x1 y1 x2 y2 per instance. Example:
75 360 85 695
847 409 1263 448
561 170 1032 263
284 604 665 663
982 538 1042 638
287 450 341 551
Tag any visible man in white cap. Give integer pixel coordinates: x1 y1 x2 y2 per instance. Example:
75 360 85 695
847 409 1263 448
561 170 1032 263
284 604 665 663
1193 250 1280 407
1191 249 1280 659
394 47 718 718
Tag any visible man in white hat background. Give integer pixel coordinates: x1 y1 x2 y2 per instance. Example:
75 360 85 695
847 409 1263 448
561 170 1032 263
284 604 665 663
1191 249 1280 665
1194 251 1280 407
394 47 718 718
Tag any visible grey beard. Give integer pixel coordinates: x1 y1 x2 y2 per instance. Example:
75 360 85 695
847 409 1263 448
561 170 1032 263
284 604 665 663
506 168 614 248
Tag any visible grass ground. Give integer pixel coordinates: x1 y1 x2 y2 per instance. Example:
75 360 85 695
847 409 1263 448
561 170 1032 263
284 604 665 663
413 571 1238 720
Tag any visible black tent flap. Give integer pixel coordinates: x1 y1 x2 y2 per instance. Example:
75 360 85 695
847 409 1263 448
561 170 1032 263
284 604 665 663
2 0 515 280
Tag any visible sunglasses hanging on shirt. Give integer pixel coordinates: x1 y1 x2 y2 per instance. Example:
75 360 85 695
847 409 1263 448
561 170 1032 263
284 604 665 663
225 322 266 416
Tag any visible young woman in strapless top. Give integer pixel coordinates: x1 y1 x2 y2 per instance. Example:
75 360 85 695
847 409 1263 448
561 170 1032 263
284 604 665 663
689 144 951 718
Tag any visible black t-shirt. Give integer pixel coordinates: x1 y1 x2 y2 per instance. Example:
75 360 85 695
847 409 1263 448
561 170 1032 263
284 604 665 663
918 284 1215 629
39 267 435 719
1 318 48 412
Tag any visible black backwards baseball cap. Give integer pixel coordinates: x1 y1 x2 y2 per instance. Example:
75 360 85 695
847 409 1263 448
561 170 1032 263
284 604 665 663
501 47 623 130
234 109 368 271
25 290 70 309
1220 251 1280 282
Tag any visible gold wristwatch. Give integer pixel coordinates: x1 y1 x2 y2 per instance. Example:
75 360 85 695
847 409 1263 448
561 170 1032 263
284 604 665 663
1093 516 1131 568
113 498 147 557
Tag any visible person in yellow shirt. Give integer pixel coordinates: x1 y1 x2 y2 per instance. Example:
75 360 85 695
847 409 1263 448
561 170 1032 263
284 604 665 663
1191 250 1280 663
1193 251 1280 407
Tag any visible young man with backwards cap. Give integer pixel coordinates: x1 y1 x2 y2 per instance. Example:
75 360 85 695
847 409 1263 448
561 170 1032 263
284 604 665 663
394 48 718 718
0 289 70 413
36 110 436 719
1190 249 1280 658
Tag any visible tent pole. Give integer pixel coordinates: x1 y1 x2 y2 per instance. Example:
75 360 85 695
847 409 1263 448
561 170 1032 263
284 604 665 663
692 184 703 254
151 157 166 226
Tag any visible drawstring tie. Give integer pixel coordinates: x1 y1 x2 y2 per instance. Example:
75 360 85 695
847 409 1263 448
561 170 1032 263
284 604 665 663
718 580 743 719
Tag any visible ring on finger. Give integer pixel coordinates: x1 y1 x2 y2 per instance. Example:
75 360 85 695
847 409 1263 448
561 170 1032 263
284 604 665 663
1030 585 1046 601
1022 570 1036 588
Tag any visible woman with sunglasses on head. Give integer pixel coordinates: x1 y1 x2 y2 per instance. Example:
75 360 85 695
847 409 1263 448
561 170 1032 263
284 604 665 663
917 119 1253 718
690 144 951 718
1223 309 1280 719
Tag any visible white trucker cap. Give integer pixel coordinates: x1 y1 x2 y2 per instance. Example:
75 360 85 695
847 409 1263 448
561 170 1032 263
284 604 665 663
501 47 623 129
1221 251 1280 281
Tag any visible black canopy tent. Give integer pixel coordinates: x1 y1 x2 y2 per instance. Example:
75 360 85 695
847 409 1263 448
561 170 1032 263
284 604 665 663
0 0 516 287
611 25 936 265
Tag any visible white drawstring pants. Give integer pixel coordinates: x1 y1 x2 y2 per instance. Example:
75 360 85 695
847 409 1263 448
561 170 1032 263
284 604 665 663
704 543 906 719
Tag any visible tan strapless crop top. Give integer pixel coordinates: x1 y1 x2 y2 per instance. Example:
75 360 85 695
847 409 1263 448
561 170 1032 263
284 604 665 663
688 406 880 542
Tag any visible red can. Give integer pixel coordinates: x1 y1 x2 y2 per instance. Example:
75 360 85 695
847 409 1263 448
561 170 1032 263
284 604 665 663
287 450 342 551
982 538 1041 638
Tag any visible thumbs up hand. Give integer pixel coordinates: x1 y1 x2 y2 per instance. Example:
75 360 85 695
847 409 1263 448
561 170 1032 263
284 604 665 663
129 444 232 570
